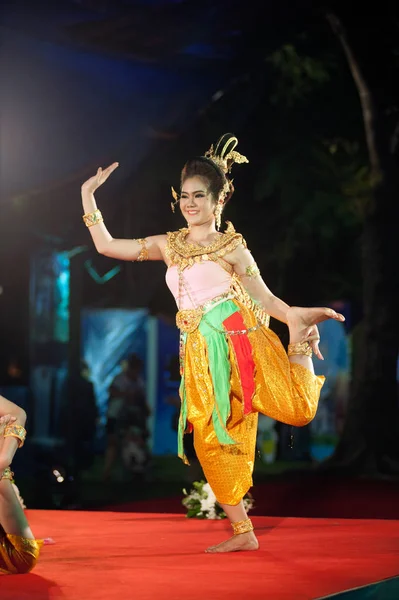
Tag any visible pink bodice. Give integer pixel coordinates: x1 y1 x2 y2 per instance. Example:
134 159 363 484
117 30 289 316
166 262 232 309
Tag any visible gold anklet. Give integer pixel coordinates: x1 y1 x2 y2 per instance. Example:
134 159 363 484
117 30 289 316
231 518 254 536
1 467 15 483
288 341 312 357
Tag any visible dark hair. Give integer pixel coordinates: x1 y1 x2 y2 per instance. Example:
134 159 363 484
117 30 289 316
180 133 238 205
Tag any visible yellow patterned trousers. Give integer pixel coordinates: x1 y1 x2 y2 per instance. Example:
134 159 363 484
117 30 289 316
180 300 324 505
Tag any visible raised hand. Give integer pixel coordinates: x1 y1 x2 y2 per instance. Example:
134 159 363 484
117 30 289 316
81 162 119 194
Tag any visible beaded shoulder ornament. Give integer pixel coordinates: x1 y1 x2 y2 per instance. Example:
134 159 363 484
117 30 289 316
165 221 245 272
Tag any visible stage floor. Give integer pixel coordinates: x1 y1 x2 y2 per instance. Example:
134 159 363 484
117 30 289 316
2 510 399 600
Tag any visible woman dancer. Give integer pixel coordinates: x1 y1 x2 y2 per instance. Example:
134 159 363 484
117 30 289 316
81 133 344 553
0 396 42 574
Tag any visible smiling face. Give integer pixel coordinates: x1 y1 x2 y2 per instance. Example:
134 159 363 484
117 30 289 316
179 176 218 227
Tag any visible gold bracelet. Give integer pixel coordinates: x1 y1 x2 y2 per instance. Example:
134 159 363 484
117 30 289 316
1 467 14 482
243 263 260 278
4 424 27 448
288 341 312 358
82 209 103 228
231 518 254 536
135 238 149 262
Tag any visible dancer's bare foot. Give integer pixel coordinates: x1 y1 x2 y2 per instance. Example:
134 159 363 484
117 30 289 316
287 307 345 359
205 531 259 553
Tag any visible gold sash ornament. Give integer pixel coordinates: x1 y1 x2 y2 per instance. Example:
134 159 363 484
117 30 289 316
176 308 203 333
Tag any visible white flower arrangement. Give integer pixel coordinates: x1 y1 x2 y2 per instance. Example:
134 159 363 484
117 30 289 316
182 480 254 519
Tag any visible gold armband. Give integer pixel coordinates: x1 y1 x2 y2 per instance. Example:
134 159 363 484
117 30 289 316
135 238 149 262
287 341 312 358
244 263 260 278
83 209 103 228
4 424 27 448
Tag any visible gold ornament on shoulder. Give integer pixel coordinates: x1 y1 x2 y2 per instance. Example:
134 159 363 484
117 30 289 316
165 225 246 271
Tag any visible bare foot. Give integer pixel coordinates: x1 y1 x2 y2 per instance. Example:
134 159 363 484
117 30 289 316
205 531 259 553
287 306 344 329
287 307 345 359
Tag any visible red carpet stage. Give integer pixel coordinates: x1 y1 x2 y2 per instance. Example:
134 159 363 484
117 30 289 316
1 511 399 600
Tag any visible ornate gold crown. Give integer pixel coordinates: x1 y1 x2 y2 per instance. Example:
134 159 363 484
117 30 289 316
204 135 249 174
170 134 248 212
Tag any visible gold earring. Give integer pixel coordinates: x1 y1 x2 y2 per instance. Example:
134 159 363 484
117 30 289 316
171 186 179 213
215 201 224 231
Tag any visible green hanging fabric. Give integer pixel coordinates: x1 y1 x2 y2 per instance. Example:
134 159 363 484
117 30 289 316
199 300 240 445
178 376 189 464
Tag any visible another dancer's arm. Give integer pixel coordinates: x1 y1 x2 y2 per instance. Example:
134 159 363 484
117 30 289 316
0 396 26 476
0 399 38 557
81 163 167 261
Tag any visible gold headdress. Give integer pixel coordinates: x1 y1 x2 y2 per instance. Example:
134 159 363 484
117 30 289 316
205 134 249 174
170 133 248 228
206 134 248 229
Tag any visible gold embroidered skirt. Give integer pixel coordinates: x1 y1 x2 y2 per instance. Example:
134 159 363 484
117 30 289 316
178 299 324 505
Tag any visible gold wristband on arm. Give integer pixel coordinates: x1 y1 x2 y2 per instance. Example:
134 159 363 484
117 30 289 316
83 209 103 228
243 263 260 279
4 424 27 448
287 341 313 358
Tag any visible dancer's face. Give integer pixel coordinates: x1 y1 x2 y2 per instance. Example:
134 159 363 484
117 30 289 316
180 176 216 227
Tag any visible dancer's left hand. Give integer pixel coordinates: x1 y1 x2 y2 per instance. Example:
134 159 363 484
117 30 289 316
287 307 345 361
304 325 323 360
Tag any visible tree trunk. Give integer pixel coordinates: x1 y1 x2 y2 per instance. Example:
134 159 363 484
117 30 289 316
326 199 399 474
321 13 399 475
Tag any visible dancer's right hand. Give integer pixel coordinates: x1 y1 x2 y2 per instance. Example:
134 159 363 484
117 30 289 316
81 162 119 194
